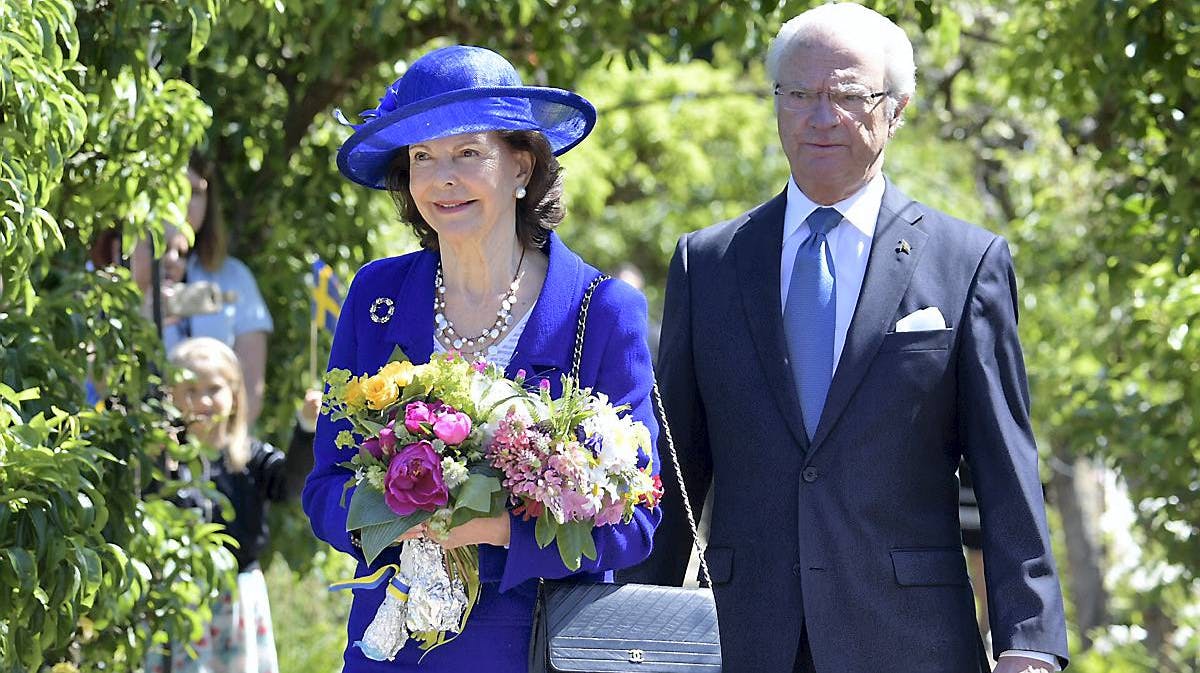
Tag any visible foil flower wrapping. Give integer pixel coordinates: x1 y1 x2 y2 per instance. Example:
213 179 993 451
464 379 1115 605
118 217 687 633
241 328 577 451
353 538 469 661
399 538 468 633
355 588 410 661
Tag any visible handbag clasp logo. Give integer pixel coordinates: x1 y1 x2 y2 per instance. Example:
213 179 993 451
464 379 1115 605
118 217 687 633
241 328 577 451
628 649 645 663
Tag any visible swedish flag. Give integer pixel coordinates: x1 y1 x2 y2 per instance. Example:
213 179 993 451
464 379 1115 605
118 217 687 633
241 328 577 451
311 259 342 333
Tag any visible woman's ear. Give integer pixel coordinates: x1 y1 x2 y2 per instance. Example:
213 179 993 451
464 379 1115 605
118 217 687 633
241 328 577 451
515 149 535 185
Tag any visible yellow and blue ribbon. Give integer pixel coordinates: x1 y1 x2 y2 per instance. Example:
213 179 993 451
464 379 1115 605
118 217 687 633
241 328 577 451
329 564 410 602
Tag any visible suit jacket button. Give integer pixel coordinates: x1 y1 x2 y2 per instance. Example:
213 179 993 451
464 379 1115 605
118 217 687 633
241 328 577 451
802 467 818 483
791 563 802 576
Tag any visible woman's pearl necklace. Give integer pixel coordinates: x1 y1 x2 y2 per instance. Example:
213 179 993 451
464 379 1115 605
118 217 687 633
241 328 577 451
434 251 524 360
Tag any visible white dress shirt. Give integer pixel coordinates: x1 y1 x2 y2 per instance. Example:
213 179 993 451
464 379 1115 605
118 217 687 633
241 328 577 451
779 173 882 372
778 173 1060 671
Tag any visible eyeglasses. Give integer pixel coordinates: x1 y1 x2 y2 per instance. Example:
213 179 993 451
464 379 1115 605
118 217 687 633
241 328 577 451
773 84 890 115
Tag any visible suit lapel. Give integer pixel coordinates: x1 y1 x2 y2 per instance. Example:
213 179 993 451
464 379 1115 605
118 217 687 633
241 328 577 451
733 191 811 451
808 182 927 453
383 250 437 365
504 232 587 382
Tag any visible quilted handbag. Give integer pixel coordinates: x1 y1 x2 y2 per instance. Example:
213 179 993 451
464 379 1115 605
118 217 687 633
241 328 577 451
528 275 721 673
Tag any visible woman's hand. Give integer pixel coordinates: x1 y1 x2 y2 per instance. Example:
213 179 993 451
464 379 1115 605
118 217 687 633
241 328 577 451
297 388 321 433
435 513 512 550
392 525 428 545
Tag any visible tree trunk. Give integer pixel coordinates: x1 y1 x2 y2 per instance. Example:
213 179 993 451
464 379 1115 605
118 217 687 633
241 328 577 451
1046 444 1109 648
1142 601 1182 673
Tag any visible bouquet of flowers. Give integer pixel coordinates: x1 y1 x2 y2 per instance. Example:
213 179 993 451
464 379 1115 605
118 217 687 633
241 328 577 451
488 376 663 571
322 352 662 662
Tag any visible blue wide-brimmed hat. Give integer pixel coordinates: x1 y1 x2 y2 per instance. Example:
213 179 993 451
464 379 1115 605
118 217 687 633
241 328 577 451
335 45 597 190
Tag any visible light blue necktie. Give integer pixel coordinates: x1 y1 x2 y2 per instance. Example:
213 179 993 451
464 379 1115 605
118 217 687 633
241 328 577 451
785 207 842 439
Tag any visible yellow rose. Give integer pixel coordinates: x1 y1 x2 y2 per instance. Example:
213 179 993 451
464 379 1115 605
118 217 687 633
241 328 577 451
379 360 417 389
362 374 400 410
343 377 366 409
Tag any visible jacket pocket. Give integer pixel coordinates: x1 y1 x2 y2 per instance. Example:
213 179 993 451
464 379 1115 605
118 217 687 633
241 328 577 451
878 327 954 353
703 546 734 585
890 547 969 587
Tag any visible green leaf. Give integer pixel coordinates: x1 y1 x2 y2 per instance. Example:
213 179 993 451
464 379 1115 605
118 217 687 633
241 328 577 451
0 382 40 404
534 512 558 550
388 345 411 364
554 520 596 572
345 486 395 530
359 513 430 565
4 547 37 597
452 474 501 515
359 418 386 436
75 546 102 607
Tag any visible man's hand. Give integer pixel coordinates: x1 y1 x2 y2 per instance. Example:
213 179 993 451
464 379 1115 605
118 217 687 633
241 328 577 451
993 656 1053 673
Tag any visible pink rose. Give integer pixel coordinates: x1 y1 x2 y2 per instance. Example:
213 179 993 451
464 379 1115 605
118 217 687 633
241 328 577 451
383 441 449 516
361 437 384 460
404 401 434 434
378 423 398 457
432 411 472 445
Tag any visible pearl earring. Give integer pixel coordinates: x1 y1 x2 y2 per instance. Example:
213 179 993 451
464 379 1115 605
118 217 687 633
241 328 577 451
515 185 527 199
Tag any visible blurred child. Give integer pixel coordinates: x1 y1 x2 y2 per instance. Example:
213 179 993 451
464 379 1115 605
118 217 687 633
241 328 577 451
152 337 315 673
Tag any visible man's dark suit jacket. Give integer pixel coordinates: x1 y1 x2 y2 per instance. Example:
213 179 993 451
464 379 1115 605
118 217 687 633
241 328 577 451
623 182 1069 673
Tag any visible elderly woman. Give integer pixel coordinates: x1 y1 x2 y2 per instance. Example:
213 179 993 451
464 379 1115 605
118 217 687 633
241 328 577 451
301 45 661 672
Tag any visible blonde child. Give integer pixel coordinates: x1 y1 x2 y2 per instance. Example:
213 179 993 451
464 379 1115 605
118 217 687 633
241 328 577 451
153 337 315 673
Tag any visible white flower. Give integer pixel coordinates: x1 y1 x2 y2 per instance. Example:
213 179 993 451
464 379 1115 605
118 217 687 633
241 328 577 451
441 457 469 490
582 410 644 473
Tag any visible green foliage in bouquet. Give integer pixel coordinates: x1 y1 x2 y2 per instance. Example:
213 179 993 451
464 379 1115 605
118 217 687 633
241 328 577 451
323 352 518 565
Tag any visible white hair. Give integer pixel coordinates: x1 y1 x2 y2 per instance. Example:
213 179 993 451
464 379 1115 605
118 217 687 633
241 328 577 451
766 2 916 118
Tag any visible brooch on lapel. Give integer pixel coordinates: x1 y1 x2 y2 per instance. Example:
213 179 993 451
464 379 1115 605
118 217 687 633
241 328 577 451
895 239 912 255
369 297 395 324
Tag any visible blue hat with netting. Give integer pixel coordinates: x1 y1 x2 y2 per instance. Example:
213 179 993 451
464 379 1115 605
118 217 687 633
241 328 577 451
335 45 596 190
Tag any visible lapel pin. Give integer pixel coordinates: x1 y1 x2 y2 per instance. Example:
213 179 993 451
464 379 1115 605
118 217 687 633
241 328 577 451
369 297 395 324
895 239 911 255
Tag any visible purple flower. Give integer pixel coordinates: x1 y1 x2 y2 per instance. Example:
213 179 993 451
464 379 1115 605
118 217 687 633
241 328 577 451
432 411 472 445
539 379 551 392
596 500 626 527
378 423 398 456
361 437 384 460
405 401 434 434
384 441 449 516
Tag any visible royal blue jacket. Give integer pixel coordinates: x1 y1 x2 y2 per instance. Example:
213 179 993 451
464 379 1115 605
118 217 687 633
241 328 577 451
302 232 661 671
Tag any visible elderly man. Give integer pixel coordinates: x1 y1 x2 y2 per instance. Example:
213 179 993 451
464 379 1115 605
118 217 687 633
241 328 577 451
624 3 1069 672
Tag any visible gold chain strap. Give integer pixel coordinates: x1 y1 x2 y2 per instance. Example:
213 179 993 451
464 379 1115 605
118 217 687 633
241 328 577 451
571 275 711 587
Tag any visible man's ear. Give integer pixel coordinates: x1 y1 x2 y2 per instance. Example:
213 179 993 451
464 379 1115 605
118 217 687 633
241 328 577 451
888 95 910 136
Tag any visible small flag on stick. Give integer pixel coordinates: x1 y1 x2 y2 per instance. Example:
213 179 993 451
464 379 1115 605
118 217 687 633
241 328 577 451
309 258 343 385
311 259 343 333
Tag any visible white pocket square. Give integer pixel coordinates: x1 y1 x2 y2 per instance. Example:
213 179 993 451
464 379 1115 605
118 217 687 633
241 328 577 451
895 306 947 332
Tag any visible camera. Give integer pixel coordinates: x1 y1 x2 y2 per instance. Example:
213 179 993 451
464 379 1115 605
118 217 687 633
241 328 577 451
162 281 238 318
